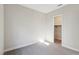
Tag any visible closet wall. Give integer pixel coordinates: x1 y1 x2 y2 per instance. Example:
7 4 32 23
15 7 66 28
54 16 62 43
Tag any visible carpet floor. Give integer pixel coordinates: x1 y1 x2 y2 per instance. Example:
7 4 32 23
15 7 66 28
4 42 79 55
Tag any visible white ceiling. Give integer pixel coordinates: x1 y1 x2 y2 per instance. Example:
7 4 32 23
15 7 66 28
21 4 66 13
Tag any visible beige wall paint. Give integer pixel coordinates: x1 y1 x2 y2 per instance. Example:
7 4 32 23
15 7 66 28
54 16 62 25
54 16 62 40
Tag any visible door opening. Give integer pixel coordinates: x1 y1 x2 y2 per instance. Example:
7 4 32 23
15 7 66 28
54 15 62 46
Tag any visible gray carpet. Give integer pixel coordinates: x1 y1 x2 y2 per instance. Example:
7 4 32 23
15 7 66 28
4 42 79 55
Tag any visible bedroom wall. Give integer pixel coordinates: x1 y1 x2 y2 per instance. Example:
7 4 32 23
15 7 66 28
46 4 79 51
0 4 4 54
4 4 79 52
4 4 46 51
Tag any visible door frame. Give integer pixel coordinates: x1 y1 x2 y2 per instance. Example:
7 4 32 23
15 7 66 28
53 14 63 45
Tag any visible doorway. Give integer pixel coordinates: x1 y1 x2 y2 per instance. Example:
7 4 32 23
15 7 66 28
54 15 62 45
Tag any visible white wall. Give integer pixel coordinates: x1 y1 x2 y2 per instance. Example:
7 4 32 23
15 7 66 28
46 4 79 51
0 4 4 54
45 15 54 42
4 4 79 52
4 5 46 51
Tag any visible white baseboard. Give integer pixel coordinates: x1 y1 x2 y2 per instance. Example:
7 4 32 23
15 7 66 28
4 41 38 52
62 44 79 52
